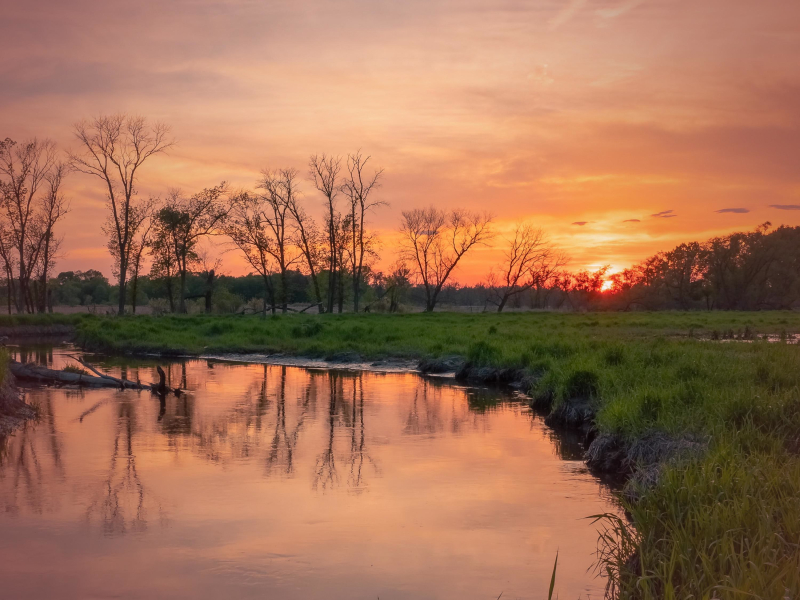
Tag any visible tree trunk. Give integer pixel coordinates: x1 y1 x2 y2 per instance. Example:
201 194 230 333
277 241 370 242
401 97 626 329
352 272 360 313
131 271 139 314
166 277 175 312
117 269 127 315
178 269 187 313
327 265 336 314
338 268 345 313
497 293 509 313
280 269 288 314
204 269 215 314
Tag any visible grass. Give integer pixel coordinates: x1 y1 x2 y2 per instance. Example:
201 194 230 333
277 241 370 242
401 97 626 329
4 310 800 596
62 364 89 375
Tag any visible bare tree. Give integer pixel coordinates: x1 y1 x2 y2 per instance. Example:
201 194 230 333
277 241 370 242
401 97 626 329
286 196 325 312
106 197 155 314
127 212 155 314
341 152 385 312
70 114 173 314
33 162 71 312
309 154 342 314
258 169 301 313
225 191 278 315
487 224 566 312
0 222 15 314
399 207 494 312
0 138 69 313
151 184 229 313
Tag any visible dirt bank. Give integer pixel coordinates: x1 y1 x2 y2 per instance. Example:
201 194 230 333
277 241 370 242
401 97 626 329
0 369 36 437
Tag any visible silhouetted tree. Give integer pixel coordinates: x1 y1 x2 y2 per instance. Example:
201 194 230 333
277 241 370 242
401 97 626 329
399 206 494 312
70 114 173 314
487 224 565 312
151 184 229 313
341 152 384 312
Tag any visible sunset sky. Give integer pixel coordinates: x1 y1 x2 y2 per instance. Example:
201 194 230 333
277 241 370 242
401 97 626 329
2 0 799 283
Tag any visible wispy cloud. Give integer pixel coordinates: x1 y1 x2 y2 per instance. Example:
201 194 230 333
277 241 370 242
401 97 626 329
769 204 800 210
622 218 641 223
548 0 589 31
651 210 676 218
597 0 647 19
572 221 589 226
715 207 749 214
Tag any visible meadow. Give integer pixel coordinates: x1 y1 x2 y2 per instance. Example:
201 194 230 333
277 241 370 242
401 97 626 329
3 310 800 597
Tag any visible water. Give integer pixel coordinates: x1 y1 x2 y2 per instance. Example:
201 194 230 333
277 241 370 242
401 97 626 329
0 345 619 599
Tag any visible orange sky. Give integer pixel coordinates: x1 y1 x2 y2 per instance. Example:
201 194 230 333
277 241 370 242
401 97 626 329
2 0 799 284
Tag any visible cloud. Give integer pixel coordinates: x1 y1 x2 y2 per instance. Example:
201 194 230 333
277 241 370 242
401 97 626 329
548 0 589 31
651 210 676 218
597 0 647 19
769 204 800 210
572 221 589 226
622 218 641 223
715 207 749 213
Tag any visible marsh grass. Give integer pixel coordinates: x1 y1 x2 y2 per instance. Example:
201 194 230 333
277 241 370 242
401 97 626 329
62 364 89 375
595 438 800 599
5 310 800 595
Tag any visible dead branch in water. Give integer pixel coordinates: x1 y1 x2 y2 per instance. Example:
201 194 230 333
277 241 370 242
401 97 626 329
10 357 182 395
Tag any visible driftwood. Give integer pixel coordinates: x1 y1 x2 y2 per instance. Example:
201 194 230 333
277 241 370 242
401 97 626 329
10 358 181 395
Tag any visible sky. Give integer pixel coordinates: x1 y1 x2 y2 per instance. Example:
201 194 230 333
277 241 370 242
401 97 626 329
2 0 799 283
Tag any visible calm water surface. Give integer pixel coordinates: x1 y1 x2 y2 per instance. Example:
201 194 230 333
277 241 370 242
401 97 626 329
0 345 618 599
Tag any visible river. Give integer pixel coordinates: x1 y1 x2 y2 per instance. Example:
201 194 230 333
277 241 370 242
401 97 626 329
0 344 619 599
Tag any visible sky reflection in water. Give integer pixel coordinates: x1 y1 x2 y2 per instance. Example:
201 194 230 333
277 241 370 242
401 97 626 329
0 347 618 599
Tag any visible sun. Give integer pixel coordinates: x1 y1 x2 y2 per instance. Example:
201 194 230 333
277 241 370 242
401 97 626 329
601 279 614 292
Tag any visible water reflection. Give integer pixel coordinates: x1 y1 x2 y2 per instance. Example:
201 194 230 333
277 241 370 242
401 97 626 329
0 346 619 600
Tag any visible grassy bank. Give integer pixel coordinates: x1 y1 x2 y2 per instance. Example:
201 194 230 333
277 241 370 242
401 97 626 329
5 310 800 596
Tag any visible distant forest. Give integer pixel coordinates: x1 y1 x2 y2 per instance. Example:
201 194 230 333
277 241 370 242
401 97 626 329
3 115 800 315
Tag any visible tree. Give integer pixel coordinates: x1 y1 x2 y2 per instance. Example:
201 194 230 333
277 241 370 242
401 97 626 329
258 169 302 313
70 114 173 314
226 191 278 315
399 206 494 312
106 196 155 314
127 212 154 314
151 184 229 313
309 154 342 314
32 162 70 312
286 195 325 312
0 138 69 313
564 266 610 310
385 260 412 313
341 152 384 312
487 224 565 312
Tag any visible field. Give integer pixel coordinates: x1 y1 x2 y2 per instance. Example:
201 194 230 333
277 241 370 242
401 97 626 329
3 310 800 597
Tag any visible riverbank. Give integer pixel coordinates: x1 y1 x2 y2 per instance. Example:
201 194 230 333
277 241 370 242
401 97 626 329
3 311 800 596
0 348 36 437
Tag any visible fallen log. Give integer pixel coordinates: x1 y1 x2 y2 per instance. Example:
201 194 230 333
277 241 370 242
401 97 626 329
10 360 152 389
9 359 181 395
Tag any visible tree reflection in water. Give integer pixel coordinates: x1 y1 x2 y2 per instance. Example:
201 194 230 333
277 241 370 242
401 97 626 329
0 388 66 514
0 355 530 530
85 395 165 536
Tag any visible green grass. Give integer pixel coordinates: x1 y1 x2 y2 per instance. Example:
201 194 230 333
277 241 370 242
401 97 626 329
6 310 800 596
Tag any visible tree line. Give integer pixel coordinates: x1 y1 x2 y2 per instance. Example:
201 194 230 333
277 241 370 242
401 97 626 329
1 113 565 315
4 113 799 315
604 223 800 310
